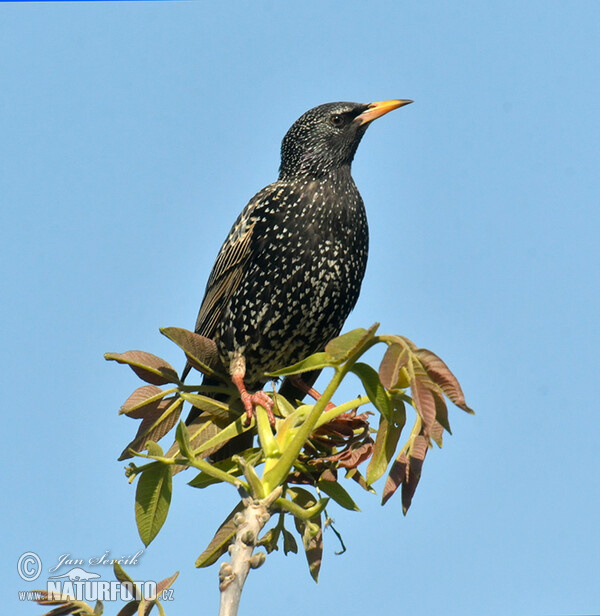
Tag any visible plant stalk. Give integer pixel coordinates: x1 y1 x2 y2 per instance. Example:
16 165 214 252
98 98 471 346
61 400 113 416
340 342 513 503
218 487 281 616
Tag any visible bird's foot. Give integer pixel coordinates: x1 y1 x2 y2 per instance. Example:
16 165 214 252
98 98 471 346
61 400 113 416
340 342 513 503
289 375 336 411
232 374 276 427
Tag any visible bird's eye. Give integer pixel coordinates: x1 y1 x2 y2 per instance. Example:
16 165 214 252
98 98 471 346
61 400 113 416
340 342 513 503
329 114 344 127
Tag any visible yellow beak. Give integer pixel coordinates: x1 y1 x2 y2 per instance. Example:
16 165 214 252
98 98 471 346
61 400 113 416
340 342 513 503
355 99 413 125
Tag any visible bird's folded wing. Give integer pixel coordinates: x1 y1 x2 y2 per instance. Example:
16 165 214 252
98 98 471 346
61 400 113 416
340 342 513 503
194 184 279 339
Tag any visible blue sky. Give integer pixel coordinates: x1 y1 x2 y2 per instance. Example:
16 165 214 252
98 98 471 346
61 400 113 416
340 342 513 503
3 2 599 615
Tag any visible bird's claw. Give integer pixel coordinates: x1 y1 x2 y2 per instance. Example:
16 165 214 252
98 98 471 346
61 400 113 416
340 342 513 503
240 390 276 428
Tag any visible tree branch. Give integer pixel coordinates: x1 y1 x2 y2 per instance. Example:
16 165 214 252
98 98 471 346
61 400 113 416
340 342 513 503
218 486 282 616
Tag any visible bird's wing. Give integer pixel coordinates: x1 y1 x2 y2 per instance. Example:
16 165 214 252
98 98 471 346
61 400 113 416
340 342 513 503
194 184 280 339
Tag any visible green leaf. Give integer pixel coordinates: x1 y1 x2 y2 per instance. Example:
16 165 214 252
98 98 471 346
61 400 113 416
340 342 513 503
113 562 135 586
105 351 180 386
317 479 360 511
160 327 225 379
175 421 194 461
179 392 231 419
351 362 391 421
195 503 244 568
379 343 410 389
167 414 239 464
282 528 298 555
269 352 334 377
366 399 406 485
325 323 379 362
135 462 172 547
188 448 262 488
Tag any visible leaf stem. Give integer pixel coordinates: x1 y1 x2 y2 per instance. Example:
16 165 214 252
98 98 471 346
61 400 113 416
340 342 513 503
262 339 378 492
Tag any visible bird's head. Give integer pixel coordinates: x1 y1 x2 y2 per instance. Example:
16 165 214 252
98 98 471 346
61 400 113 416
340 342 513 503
278 100 412 179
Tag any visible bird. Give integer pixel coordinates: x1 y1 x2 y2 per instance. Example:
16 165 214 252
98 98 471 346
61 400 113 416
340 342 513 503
184 99 412 426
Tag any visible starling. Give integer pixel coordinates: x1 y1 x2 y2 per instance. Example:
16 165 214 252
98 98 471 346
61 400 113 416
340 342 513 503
185 99 412 423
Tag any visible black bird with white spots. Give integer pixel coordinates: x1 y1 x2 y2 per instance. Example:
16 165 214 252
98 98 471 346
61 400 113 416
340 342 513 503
186 99 412 423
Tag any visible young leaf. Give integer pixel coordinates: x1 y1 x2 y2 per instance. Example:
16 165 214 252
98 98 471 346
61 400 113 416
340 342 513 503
430 420 445 448
119 397 183 461
402 455 426 515
433 391 452 434
291 489 323 582
317 478 360 511
120 385 165 416
351 362 391 421
324 327 375 362
116 601 139 616
366 399 406 485
175 420 195 461
415 348 474 413
179 392 231 418
165 414 227 467
135 462 172 547
410 370 437 432
195 503 245 568
105 351 180 386
113 562 135 586
381 452 408 506
379 343 410 389
282 528 298 555
269 352 334 377
345 468 376 493
155 570 179 596
160 327 224 378
188 449 263 489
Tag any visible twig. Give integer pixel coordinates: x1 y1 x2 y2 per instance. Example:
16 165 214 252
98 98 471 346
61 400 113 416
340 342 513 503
218 486 282 616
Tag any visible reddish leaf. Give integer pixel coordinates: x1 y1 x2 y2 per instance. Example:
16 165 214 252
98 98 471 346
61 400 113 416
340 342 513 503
410 373 437 432
155 571 179 595
160 327 223 378
402 456 426 515
116 601 139 616
416 348 474 413
382 452 408 505
120 385 166 418
119 397 183 461
327 439 374 469
291 489 323 582
345 468 375 493
196 503 244 567
105 351 179 386
410 434 429 461
430 420 444 448
433 391 451 434
379 343 410 389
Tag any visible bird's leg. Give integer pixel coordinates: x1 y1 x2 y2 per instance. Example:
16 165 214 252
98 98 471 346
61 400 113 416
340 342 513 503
231 372 276 428
288 375 336 411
